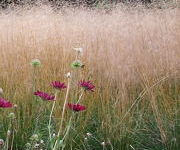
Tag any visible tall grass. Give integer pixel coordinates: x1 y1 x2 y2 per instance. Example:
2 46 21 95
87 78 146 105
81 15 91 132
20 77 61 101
0 4 179 150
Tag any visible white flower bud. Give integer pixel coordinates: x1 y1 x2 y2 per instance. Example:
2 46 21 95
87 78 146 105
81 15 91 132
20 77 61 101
65 72 71 78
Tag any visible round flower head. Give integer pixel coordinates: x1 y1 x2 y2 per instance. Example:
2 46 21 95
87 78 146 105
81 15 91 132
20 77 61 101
31 59 41 67
0 98 13 108
71 60 84 69
67 103 86 112
79 80 95 92
51 81 67 90
34 91 55 101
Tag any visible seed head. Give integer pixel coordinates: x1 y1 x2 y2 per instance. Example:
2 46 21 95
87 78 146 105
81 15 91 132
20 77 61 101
31 59 41 67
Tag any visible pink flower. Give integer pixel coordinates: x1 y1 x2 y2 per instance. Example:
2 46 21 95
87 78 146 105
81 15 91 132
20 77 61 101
79 80 95 92
51 81 67 90
34 91 55 101
67 103 86 112
0 98 13 108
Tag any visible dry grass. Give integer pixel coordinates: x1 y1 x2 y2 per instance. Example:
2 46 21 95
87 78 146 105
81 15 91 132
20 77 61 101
0 5 179 149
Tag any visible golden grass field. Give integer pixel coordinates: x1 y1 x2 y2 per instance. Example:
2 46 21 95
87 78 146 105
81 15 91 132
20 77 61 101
0 4 179 149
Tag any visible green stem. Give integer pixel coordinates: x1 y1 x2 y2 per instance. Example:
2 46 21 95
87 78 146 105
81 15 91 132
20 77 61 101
53 78 71 150
48 91 58 141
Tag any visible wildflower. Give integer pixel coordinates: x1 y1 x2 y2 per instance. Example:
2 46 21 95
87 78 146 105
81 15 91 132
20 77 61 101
0 98 13 108
67 103 86 112
65 72 71 78
31 59 41 67
79 80 95 92
51 81 67 90
73 47 83 54
8 112 16 119
0 88 3 95
34 91 55 101
0 139 4 147
71 60 84 69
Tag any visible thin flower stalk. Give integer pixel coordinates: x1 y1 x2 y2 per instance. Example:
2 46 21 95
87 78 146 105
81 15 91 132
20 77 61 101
53 78 71 150
48 90 58 141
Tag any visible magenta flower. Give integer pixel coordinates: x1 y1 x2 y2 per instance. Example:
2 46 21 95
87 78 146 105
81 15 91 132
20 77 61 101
67 103 86 112
0 98 13 108
34 91 55 101
51 81 67 90
79 80 95 92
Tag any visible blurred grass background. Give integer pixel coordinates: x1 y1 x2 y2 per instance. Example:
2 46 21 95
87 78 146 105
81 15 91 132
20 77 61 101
0 3 179 150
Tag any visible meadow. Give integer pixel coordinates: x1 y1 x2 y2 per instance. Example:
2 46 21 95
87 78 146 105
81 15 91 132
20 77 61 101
0 4 179 150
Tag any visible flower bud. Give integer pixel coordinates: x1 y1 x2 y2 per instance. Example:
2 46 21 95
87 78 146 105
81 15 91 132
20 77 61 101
65 72 71 78
31 59 41 67
71 60 84 69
